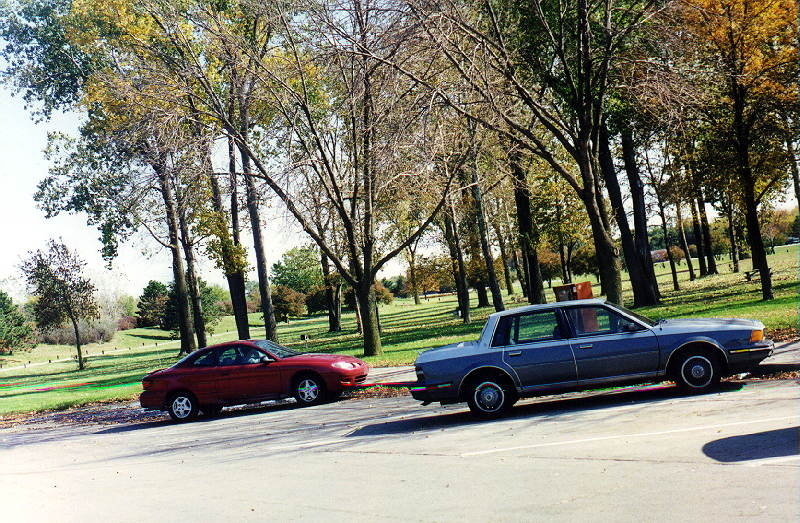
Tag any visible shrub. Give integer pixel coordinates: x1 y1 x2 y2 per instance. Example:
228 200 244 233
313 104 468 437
272 285 307 322
39 316 117 345
117 316 138 331
305 285 329 314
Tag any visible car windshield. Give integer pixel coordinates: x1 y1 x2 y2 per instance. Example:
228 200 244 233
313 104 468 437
253 339 304 358
610 304 657 327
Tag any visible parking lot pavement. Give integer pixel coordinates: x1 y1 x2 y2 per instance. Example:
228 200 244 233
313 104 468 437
2 374 798 522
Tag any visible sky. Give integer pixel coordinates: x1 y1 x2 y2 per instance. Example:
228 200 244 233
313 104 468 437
0 86 307 301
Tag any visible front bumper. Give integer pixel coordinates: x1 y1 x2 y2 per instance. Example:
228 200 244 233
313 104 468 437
140 390 167 410
726 341 774 373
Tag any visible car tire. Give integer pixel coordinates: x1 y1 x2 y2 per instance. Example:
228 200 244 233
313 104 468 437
674 351 721 393
466 378 515 418
167 392 198 422
293 375 326 407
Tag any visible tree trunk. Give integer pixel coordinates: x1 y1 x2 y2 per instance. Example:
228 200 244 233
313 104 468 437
689 200 708 277
733 90 773 299
70 315 84 370
443 211 470 323
725 202 740 273
656 196 680 291
513 247 528 298
471 169 505 312
208 160 250 340
492 219 514 295
620 127 660 302
697 189 718 274
239 145 278 341
175 187 207 349
508 148 545 303
474 280 490 308
356 281 382 356
320 253 342 332
786 136 800 205
407 248 421 305
601 125 658 306
675 202 696 281
157 172 197 356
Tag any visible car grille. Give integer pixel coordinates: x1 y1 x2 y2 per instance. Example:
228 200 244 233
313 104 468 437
355 374 367 383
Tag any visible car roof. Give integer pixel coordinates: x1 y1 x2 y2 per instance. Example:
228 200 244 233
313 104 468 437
487 298 609 319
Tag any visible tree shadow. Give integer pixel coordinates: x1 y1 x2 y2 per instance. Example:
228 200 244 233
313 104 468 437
347 382 745 438
702 427 799 463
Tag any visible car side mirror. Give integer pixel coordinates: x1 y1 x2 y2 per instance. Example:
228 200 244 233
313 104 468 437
260 356 275 364
623 322 643 333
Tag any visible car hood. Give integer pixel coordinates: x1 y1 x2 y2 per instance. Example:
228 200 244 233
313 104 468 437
416 340 479 364
657 317 762 334
285 353 365 365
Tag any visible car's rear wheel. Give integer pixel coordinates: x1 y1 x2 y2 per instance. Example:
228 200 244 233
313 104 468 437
167 392 198 421
293 375 326 406
467 379 515 418
674 351 721 393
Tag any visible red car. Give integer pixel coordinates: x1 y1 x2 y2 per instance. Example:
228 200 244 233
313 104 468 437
140 340 368 421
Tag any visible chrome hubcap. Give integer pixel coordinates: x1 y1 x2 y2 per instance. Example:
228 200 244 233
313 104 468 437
298 379 320 403
474 382 504 412
172 396 192 418
681 356 713 388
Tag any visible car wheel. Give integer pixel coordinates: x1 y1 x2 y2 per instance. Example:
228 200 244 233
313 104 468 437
467 379 514 418
167 392 198 421
293 375 326 406
675 351 721 393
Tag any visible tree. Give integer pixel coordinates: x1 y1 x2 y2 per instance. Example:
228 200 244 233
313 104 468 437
271 247 324 295
137 280 169 328
271 285 307 323
21 240 98 370
163 280 225 336
0 290 36 352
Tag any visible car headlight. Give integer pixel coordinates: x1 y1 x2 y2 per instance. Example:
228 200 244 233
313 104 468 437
750 329 764 342
332 361 358 370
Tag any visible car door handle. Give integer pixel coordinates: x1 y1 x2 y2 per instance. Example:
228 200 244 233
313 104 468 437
578 344 593 350
508 351 522 357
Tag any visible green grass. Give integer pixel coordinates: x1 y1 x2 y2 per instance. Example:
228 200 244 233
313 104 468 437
1 244 797 415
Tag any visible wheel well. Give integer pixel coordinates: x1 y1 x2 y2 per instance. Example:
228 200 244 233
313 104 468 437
165 389 196 409
458 367 516 401
291 371 325 390
667 342 728 378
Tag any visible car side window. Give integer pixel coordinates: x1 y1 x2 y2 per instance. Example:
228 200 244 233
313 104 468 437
191 350 218 367
566 306 635 336
492 311 563 347
236 346 263 365
218 347 241 366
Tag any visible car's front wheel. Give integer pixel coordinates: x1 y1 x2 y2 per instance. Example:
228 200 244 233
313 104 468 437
674 351 721 393
467 379 515 417
167 392 198 421
293 375 326 407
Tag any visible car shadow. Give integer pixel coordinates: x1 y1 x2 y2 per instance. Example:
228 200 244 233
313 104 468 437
702 427 799 463
94 400 304 434
347 382 746 438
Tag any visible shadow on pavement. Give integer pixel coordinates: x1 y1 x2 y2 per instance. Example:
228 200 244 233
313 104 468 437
94 400 304 434
702 427 799 463
348 382 746 437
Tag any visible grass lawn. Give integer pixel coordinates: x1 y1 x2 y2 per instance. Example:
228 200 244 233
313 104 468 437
1 244 797 415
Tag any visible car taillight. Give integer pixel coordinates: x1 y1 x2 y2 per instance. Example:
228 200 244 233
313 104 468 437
750 329 764 342
142 379 153 390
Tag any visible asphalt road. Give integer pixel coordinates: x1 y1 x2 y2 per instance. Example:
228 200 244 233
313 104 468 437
2 342 799 522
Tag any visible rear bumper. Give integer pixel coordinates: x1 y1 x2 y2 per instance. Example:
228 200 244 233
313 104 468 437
140 390 167 410
727 342 774 374
409 381 458 404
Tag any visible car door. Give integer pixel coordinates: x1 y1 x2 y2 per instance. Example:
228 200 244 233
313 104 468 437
563 305 660 385
216 345 283 402
495 309 578 393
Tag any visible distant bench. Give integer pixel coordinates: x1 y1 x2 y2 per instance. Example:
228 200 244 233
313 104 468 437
744 269 773 281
